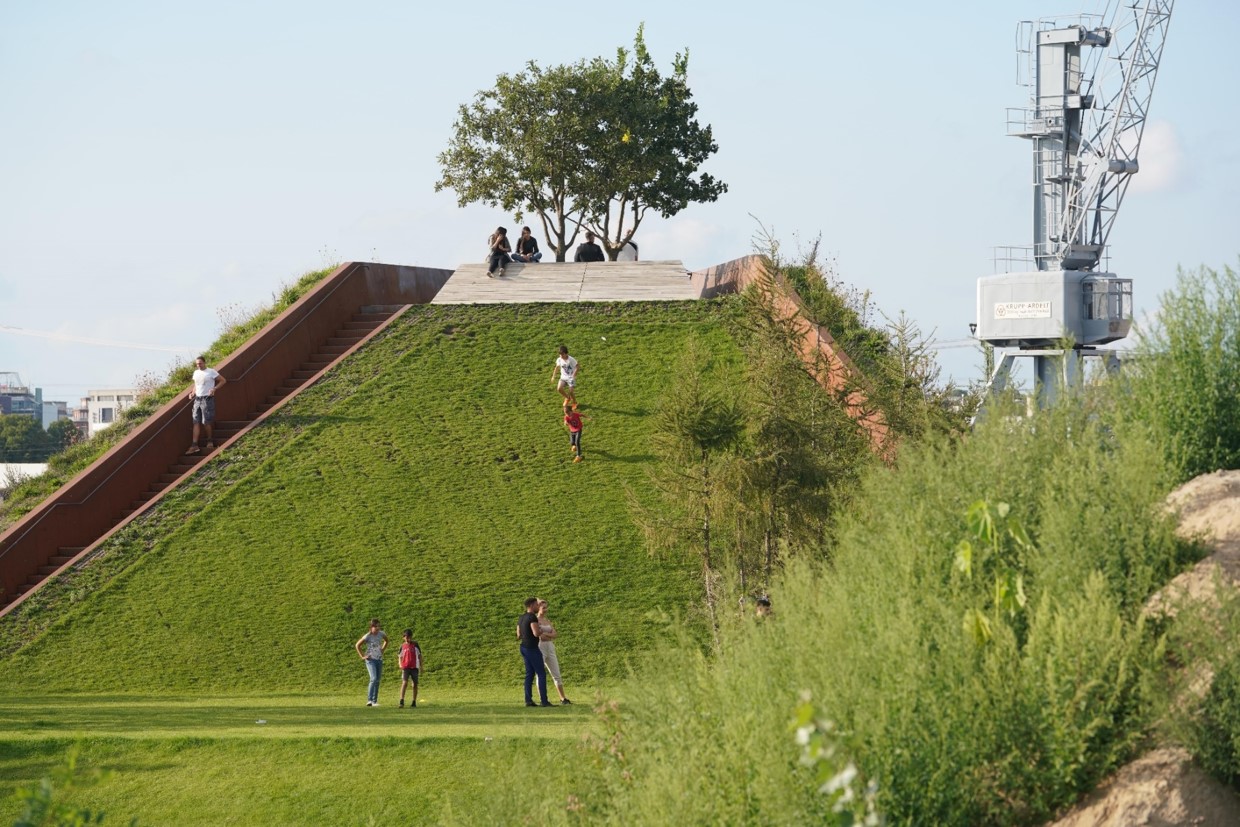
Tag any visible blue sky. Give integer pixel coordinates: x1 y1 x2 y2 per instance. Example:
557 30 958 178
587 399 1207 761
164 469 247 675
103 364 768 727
2 1 1236 406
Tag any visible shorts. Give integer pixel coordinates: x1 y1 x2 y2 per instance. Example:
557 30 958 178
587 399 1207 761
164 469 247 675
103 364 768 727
558 377 576 389
402 667 419 681
191 396 216 424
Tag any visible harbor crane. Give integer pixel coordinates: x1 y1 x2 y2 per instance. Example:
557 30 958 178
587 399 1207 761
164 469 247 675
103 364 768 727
975 0 1174 408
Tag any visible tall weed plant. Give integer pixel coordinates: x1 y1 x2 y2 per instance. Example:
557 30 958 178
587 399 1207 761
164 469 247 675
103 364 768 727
1123 261 1240 483
566 393 1188 825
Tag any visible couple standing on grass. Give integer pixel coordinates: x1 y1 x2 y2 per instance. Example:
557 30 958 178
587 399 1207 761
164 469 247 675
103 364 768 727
354 618 423 708
517 597 572 707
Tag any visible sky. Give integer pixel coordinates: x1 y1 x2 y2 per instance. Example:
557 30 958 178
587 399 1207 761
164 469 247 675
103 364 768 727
2 0 1237 408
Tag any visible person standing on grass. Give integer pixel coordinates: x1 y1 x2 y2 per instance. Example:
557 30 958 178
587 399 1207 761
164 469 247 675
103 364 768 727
186 355 226 455
517 597 551 707
564 406 587 463
355 618 388 707
552 345 579 409
536 599 571 704
398 630 423 709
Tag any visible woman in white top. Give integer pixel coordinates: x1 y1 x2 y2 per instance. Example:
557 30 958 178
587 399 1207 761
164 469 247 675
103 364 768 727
536 599 571 704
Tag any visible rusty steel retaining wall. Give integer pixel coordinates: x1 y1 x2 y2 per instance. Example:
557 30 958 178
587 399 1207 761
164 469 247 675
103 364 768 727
0 262 452 606
691 255 892 458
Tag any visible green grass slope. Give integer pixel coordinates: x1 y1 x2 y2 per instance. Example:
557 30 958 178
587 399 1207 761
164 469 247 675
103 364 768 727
0 302 746 693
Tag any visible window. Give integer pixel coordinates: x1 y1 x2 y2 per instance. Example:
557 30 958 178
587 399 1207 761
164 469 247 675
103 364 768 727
97 394 115 402
99 408 114 423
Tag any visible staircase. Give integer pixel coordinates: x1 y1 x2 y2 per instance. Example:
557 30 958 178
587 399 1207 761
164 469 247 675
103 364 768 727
2 304 408 609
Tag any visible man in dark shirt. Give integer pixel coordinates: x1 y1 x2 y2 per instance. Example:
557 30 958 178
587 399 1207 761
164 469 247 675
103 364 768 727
517 596 551 706
573 231 606 263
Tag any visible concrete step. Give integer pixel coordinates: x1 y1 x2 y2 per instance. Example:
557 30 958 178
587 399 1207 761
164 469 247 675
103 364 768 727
291 369 318 381
37 564 59 576
318 345 348 356
325 336 363 347
157 472 182 484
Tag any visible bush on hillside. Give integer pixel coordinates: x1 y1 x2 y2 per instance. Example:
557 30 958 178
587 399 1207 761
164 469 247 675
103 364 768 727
547 392 1191 825
766 235 969 442
1123 261 1240 483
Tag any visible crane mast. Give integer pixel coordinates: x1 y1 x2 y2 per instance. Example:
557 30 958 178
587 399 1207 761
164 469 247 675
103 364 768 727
976 0 1174 409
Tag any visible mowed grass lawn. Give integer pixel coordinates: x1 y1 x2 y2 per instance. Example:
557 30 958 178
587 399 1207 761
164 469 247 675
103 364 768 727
0 688 593 824
0 300 745 823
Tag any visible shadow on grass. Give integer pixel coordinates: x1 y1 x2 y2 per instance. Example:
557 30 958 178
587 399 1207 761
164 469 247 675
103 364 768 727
579 405 648 418
0 696 592 738
590 449 655 464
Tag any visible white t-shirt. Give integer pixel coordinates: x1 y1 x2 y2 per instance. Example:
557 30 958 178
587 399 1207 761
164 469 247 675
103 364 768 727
192 368 220 397
616 241 638 261
556 355 578 382
362 631 387 660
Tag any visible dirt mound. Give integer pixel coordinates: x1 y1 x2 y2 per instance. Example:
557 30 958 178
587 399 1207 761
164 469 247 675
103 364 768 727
1050 748 1239 827
1049 470 1240 827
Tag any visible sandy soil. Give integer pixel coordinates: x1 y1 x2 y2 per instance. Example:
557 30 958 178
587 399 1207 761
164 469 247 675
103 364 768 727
1049 470 1240 826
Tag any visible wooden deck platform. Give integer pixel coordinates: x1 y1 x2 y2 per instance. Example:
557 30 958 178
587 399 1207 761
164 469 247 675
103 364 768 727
430 260 699 304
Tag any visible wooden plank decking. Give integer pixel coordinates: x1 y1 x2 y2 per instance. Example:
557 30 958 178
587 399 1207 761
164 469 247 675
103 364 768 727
430 260 698 304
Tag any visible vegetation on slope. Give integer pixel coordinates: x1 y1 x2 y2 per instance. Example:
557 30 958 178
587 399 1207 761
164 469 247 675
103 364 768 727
0 302 757 691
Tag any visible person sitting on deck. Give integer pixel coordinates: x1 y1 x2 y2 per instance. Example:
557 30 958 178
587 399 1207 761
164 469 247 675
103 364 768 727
573 231 605 263
512 226 542 263
487 226 512 277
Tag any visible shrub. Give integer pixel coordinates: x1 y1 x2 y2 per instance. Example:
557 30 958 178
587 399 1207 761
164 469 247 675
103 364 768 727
1122 261 1240 483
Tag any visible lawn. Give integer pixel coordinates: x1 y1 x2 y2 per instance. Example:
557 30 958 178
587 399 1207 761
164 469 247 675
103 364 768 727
0 688 594 825
0 300 745 823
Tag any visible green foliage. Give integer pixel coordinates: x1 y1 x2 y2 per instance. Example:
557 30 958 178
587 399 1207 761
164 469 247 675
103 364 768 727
436 27 725 261
729 286 871 585
952 501 1032 645
553 389 1190 826
9 746 127 827
0 266 337 531
637 338 745 635
792 694 881 826
1164 588 1240 791
1122 261 1240 482
0 414 52 463
762 233 968 442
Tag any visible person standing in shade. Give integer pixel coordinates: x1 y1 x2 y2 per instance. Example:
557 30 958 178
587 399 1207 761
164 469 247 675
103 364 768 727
511 226 542 263
536 599 571 704
354 618 389 706
573 231 605 263
517 597 552 707
187 356 226 455
551 345 579 410
487 226 512 278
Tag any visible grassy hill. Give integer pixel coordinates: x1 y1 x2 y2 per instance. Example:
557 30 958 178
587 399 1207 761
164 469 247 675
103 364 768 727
0 301 748 693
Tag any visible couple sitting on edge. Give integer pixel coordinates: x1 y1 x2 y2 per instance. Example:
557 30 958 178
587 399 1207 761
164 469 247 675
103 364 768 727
486 226 541 277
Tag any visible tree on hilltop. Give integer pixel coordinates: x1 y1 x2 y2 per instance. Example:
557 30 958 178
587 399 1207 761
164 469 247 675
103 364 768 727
435 27 726 261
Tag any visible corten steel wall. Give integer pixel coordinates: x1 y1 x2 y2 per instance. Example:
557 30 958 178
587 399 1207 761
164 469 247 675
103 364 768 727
691 255 892 458
0 262 452 605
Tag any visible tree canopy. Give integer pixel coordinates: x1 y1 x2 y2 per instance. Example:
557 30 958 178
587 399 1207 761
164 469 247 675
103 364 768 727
436 27 726 261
